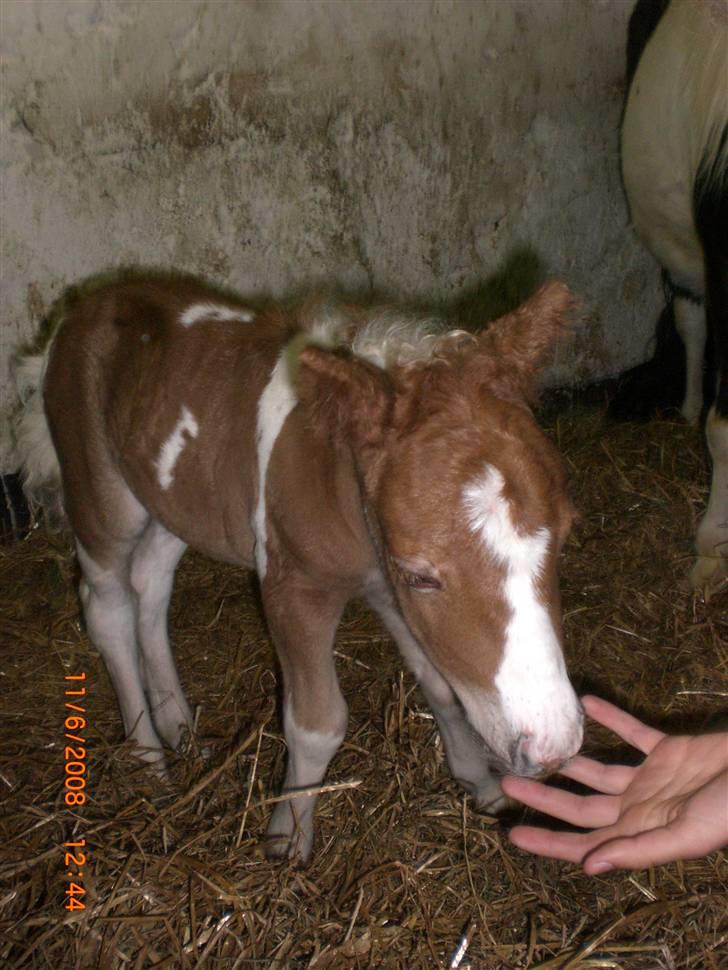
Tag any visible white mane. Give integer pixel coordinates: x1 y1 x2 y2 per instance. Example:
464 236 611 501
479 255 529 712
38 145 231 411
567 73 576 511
307 304 470 370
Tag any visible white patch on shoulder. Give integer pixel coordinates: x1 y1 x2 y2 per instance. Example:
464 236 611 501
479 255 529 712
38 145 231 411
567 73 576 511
179 302 254 327
463 464 581 765
253 350 298 578
155 405 199 490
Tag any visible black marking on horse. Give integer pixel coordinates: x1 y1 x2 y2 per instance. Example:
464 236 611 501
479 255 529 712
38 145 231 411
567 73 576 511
625 0 670 86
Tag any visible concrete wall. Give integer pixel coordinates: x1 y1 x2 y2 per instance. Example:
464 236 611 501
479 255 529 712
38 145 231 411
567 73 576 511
0 0 661 470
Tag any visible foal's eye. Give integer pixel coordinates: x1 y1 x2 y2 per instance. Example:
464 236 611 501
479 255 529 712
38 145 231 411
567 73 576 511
404 572 442 592
391 556 442 592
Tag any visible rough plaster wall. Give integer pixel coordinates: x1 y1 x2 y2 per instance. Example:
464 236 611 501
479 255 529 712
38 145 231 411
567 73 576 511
0 0 661 470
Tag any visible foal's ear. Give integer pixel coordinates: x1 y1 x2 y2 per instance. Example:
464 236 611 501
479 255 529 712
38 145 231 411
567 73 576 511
295 343 395 448
478 281 577 398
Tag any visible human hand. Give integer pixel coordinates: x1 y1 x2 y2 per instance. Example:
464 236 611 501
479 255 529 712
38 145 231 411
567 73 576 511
501 695 728 874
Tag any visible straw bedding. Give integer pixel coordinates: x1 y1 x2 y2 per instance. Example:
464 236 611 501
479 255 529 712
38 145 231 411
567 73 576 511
0 400 726 968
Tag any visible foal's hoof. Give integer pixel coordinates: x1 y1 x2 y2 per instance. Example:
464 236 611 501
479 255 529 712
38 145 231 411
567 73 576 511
689 553 728 592
127 742 170 778
264 829 313 864
472 788 511 815
456 776 510 815
265 803 314 863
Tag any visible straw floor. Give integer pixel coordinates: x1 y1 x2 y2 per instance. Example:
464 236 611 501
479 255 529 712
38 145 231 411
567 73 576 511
1 402 726 969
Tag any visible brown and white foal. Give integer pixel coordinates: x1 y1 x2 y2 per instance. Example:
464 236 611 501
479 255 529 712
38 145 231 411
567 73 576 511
16 275 583 861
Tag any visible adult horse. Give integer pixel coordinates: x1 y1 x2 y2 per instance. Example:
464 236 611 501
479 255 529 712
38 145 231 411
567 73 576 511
621 0 728 587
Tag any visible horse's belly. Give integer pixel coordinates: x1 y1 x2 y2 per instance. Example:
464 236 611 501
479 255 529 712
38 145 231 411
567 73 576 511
625 174 705 293
622 97 704 291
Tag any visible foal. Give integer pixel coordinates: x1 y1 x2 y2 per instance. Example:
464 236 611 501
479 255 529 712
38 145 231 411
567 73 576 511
15 274 583 860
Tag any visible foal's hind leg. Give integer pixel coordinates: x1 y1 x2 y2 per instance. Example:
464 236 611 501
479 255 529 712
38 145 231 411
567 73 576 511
77 535 166 767
130 520 193 749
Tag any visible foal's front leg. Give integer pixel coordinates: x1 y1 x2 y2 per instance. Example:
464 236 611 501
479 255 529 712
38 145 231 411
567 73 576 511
262 579 349 862
368 587 507 812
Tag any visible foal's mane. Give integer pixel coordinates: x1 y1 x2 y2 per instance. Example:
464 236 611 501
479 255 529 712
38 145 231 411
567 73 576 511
299 299 478 373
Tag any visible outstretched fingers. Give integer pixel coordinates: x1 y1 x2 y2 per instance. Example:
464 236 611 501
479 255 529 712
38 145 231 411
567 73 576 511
508 823 600 865
500 775 619 828
509 823 696 873
582 695 665 755
559 755 635 795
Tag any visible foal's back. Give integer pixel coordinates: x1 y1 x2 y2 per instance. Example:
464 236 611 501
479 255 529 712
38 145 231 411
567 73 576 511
44 277 286 564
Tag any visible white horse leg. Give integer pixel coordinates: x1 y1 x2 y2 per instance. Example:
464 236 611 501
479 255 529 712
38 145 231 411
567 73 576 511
263 583 349 862
129 521 193 749
77 540 165 766
691 405 728 588
674 295 707 425
367 585 505 811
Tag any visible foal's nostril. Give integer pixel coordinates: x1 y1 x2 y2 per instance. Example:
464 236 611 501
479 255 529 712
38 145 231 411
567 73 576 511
537 756 563 776
512 735 562 777
511 733 533 773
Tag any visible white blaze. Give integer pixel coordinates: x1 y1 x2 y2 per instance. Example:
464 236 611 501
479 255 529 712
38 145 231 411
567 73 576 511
155 405 199 490
179 303 254 327
463 464 581 765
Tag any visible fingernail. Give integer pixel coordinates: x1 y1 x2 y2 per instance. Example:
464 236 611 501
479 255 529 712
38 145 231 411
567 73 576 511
589 861 614 875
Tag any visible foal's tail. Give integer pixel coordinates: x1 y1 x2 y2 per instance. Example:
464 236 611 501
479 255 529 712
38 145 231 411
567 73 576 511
11 307 65 526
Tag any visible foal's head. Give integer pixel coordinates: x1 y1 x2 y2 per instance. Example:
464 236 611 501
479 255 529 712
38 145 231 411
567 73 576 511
297 283 583 775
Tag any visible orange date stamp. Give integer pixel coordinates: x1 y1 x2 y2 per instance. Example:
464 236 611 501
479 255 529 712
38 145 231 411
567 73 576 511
63 672 88 912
